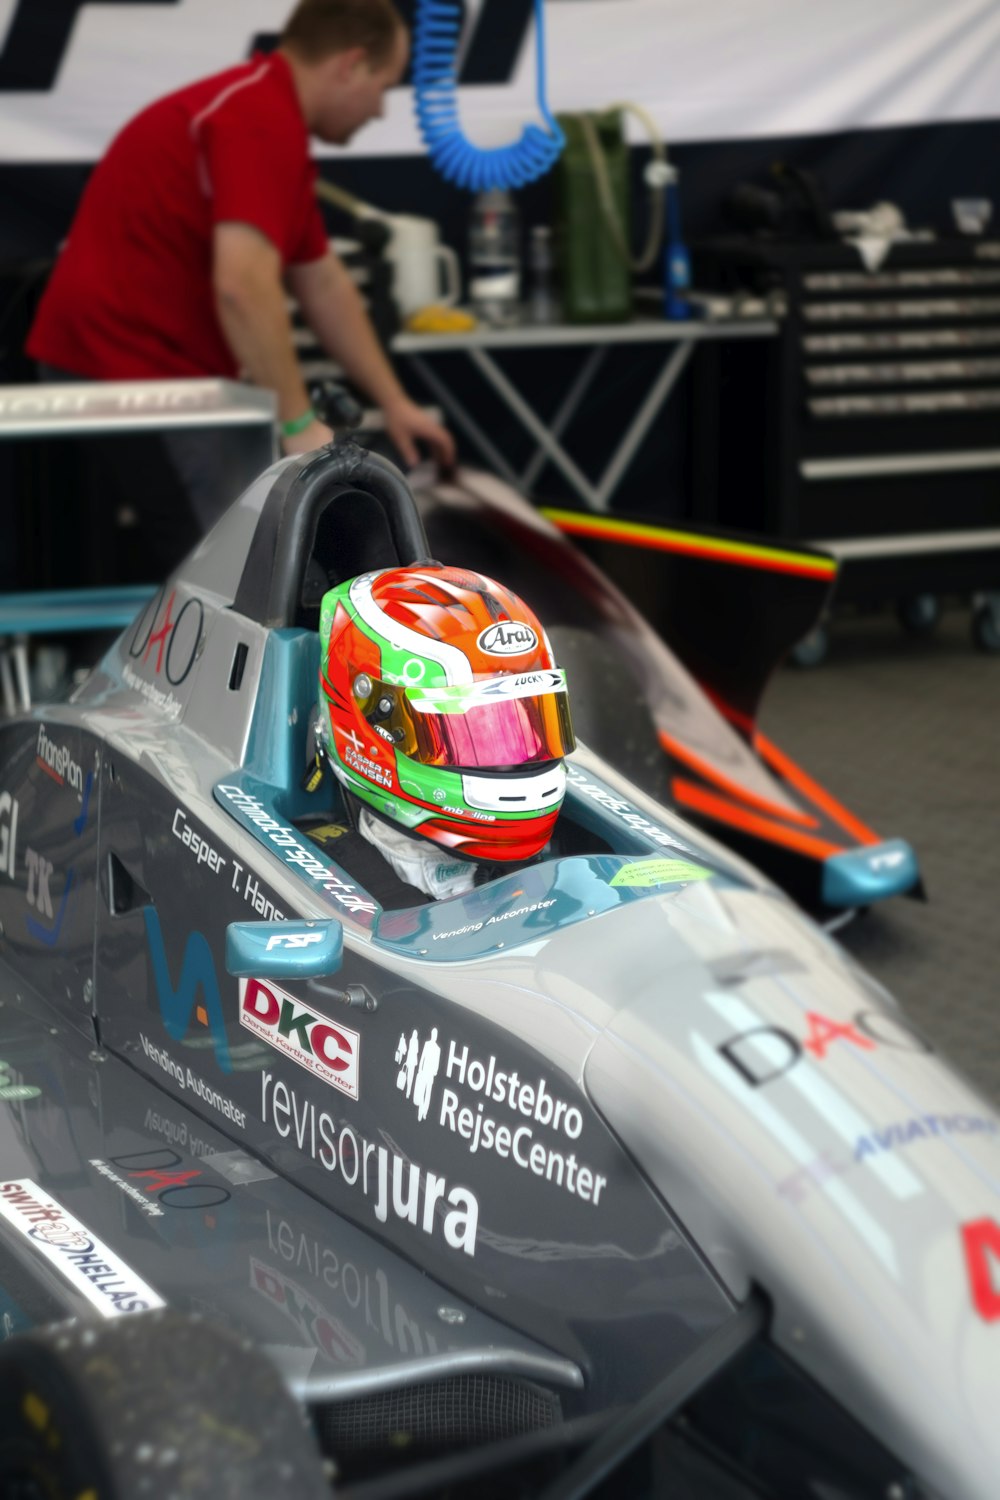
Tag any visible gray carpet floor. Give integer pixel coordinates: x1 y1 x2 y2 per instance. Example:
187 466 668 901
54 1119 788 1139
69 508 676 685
759 607 1000 1107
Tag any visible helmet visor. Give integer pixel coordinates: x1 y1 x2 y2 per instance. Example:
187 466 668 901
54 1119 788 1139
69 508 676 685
355 669 575 771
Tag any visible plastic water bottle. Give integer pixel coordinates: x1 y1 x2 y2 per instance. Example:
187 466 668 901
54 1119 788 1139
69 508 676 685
528 225 558 324
664 173 691 321
469 190 521 326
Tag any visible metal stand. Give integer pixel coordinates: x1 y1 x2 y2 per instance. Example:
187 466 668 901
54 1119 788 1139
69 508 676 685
392 317 777 513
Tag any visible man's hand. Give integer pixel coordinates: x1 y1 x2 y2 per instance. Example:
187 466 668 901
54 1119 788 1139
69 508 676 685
281 417 335 456
383 396 456 470
289 252 457 471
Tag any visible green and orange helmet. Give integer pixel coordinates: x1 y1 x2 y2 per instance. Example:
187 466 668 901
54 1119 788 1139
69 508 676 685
318 564 575 862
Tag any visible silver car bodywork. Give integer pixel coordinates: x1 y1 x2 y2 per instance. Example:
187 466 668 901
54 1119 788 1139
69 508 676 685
0 445 994 1498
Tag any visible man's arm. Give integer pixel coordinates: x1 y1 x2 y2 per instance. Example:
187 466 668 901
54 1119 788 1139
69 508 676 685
213 222 333 455
287 250 455 468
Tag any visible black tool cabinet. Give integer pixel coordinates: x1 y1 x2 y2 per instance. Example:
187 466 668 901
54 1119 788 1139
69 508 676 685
694 235 1000 650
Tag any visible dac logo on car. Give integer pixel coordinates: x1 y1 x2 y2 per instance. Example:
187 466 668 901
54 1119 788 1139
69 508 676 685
240 979 359 1099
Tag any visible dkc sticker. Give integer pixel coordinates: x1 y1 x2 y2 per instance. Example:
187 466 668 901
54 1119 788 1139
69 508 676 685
241 979 359 1099
963 1219 1000 1323
145 908 231 1073
718 1009 932 1088
128 587 203 686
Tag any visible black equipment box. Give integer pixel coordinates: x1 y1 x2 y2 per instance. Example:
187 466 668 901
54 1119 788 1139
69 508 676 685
693 234 1000 607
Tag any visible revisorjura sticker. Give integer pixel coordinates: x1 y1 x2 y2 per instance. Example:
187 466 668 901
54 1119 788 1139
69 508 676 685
0 1180 165 1317
261 1074 479 1256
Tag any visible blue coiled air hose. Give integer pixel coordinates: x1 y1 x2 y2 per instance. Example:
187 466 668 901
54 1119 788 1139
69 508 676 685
412 0 564 192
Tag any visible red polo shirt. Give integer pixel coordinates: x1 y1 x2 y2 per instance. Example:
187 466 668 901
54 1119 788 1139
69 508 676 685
28 52 329 379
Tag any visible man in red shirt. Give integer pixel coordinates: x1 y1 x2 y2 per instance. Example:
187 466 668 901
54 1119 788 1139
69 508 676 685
29 0 454 563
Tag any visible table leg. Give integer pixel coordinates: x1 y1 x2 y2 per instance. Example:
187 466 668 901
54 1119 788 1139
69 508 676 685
406 355 524 491
468 349 602 509
594 341 694 511
520 346 608 494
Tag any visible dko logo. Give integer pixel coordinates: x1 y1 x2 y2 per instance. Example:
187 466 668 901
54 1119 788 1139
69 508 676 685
477 622 538 657
395 1029 441 1123
144 908 231 1073
128 588 203 686
240 979 359 1099
110 1148 230 1212
0 794 17 879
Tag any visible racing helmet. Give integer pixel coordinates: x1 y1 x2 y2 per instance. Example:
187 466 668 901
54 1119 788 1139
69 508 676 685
318 564 575 861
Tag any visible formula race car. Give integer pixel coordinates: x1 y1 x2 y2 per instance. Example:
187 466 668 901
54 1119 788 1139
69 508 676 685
0 442 994 1499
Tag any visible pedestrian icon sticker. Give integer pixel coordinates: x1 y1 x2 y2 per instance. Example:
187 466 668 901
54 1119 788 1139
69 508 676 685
395 1028 441 1122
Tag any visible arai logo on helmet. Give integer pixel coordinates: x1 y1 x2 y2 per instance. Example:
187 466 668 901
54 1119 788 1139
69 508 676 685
477 622 538 657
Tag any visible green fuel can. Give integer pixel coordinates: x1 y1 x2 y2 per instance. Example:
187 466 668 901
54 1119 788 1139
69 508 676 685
554 111 632 324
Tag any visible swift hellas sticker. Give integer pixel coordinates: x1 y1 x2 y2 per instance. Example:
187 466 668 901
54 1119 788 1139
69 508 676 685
0 1180 165 1317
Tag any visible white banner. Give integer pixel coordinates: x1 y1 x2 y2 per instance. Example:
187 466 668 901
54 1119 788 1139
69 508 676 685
2 0 1000 164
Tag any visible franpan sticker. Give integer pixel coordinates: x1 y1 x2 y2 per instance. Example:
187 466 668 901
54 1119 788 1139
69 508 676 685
0 1180 164 1317
610 858 712 888
241 979 360 1099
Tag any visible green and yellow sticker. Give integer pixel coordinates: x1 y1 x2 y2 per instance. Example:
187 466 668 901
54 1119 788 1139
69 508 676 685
0 1061 40 1101
610 858 713 889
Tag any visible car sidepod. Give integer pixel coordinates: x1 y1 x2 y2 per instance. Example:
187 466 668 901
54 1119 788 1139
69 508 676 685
583 879 1000 1500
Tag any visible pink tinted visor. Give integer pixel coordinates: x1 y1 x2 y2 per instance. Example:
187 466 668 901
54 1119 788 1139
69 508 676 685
359 671 575 770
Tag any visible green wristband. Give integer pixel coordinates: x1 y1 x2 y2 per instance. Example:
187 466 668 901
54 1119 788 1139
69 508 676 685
281 408 316 438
